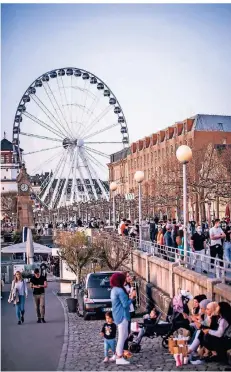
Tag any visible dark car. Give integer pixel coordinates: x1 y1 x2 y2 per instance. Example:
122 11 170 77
77 271 118 320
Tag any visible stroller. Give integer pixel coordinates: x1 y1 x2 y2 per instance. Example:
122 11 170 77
129 290 193 353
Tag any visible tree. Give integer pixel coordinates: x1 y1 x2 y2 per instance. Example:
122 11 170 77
1 191 17 218
55 231 96 283
93 232 133 271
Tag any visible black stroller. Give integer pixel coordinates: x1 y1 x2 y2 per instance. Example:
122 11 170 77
129 292 192 353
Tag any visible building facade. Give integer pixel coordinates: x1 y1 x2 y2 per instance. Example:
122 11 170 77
108 114 231 220
1 137 20 194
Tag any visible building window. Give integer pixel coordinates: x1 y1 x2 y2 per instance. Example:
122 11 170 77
134 159 136 169
147 154 149 164
4 176 6 179
2 187 4 190
1 156 4 164
131 160 133 168
151 152 153 162
154 151 157 160
144 155 146 165
171 145 173 154
162 148 165 158
158 150 160 160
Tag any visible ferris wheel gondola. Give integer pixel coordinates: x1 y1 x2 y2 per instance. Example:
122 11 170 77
12 67 129 209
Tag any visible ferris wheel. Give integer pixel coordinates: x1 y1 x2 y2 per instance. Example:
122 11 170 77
12 67 129 210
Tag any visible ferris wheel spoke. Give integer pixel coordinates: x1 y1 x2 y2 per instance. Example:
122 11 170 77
84 148 108 172
70 147 79 204
23 145 62 156
83 146 110 159
23 110 64 140
78 88 104 138
31 148 64 174
40 151 67 204
20 132 62 143
85 141 122 144
44 81 75 139
83 122 120 141
50 151 69 209
56 76 72 135
83 150 109 200
57 150 75 208
77 163 91 202
80 105 113 139
31 95 68 138
79 148 98 200
58 76 75 138
78 80 92 137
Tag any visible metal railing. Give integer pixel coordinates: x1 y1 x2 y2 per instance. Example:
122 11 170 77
133 239 231 284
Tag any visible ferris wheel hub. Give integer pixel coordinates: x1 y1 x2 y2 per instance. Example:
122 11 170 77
62 137 84 149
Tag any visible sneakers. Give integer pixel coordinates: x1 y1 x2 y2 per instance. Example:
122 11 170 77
103 357 109 363
116 357 130 365
109 355 116 362
37 319 41 323
21 312 24 323
18 320 21 325
41 318 46 323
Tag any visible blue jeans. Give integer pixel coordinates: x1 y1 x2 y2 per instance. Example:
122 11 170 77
104 338 116 357
224 242 231 263
15 295 25 321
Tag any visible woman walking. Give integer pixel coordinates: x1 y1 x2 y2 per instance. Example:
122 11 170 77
8 271 28 325
123 272 136 358
110 272 135 365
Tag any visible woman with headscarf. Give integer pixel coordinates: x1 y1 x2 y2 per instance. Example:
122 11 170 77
110 272 135 365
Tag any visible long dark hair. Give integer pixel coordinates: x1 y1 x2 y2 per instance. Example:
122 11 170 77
218 302 231 324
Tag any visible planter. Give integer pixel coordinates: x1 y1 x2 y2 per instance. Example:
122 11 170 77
66 297 77 313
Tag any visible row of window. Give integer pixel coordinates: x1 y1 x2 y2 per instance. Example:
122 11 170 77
128 139 192 170
1 155 17 164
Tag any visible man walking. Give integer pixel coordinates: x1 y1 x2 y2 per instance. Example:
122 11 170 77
190 225 207 273
30 268 47 323
209 218 226 269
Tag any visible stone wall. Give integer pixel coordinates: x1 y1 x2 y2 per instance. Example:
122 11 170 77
125 249 231 315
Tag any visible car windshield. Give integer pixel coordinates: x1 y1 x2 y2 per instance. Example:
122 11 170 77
87 274 112 288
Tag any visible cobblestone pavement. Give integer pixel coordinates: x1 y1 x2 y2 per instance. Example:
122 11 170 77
57 296 229 371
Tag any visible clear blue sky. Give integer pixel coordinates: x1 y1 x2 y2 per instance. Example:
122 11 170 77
2 3 231 144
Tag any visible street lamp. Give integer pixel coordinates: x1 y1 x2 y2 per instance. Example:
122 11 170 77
134 171 144 247
176 145 192 262
110 182 117 229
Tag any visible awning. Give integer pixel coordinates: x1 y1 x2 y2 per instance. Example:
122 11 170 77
1 242 52 254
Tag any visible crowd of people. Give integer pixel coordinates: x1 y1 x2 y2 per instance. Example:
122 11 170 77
100 271 231 366
117 216 231 268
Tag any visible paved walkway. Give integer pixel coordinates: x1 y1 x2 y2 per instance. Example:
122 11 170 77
1 282 64 371
58 296 229 371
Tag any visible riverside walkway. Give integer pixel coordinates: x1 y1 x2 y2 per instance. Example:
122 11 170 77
1 281 64 371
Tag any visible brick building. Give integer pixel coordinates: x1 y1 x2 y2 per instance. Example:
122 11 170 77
108 114 231 220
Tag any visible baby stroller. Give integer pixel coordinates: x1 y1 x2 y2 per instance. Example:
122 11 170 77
129 290 192 353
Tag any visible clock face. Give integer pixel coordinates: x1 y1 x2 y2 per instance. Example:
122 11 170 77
20 183 29 192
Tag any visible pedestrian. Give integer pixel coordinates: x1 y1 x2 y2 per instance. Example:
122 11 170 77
209 219 226 268
8 271 28 325
30 268 47 323
100 311 117 363
123 272 136 358
190 225 208 274
110 272 135 365
224 221 231 265
149 218 156 243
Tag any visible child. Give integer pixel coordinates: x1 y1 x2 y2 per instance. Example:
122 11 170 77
100 311 117 363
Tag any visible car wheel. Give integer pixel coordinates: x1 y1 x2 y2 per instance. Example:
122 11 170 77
83 310 90 321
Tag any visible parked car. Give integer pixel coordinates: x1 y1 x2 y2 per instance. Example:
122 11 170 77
77 271 118 320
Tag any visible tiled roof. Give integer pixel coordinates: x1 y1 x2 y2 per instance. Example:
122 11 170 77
1 138 13 151
192 114 231 132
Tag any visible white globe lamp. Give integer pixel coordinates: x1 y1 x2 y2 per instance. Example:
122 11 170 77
134 171 144 183
176 145 192 164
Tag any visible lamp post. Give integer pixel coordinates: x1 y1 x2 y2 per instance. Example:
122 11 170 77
134 171 144 247
176 145 192 262
110 182 117 229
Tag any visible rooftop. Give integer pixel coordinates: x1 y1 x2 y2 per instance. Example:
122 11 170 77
1 138 14 151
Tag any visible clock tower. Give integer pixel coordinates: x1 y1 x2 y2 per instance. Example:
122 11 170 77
17 163 34 230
